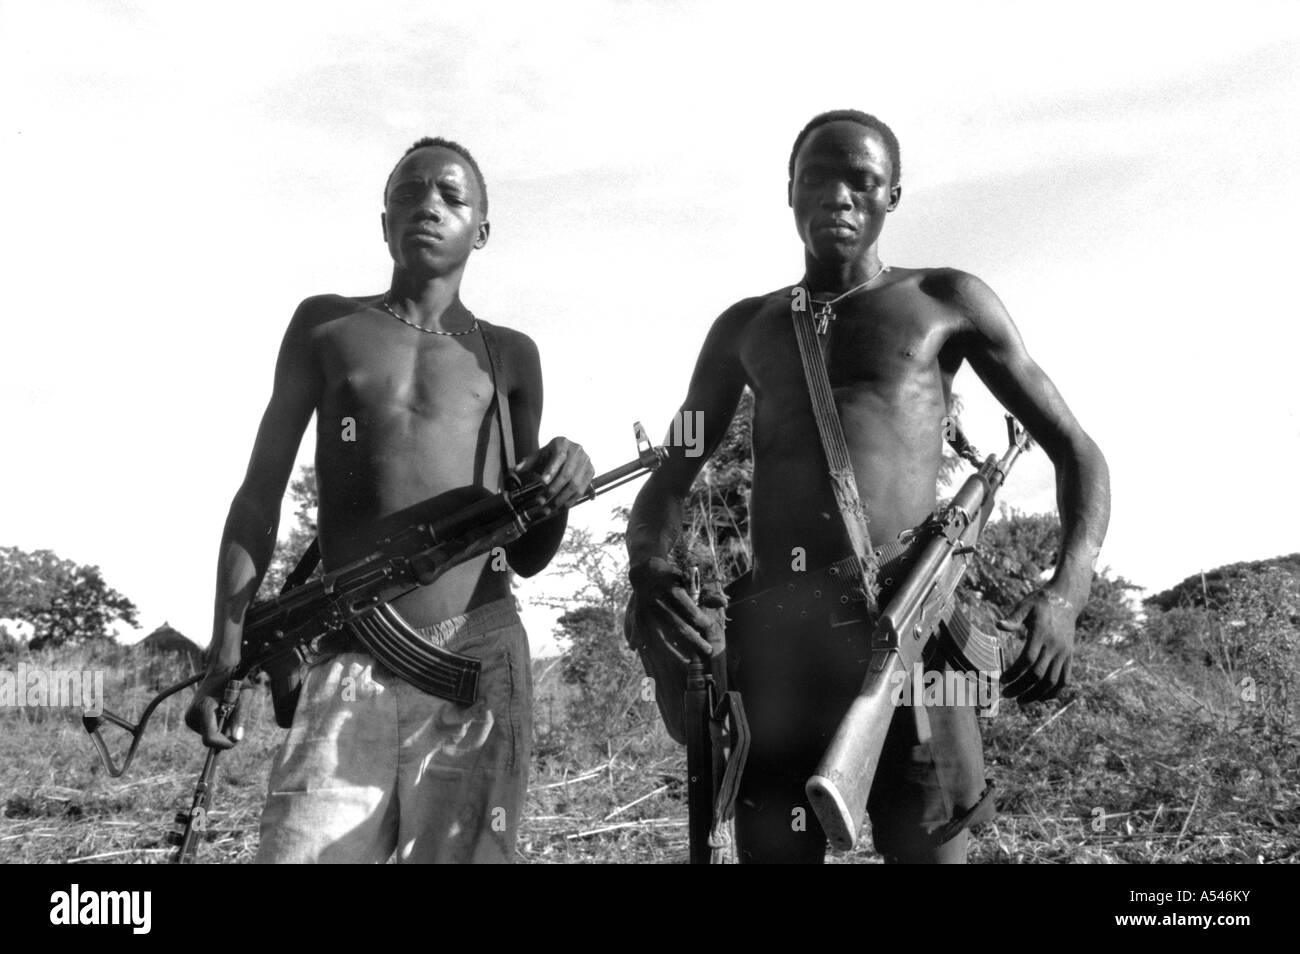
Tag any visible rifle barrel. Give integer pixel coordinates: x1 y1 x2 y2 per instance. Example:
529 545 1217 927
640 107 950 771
684 658 713 865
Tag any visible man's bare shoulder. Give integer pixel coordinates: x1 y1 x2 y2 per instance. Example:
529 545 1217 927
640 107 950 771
912 267 998 315
478 320 540 367
478 319 535 349
292 293 376 330
730 286 794 317
712 287 792 334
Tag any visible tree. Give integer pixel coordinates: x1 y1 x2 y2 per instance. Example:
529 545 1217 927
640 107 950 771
543 526 645 754
673 388 755 587
1143 559 1300 684
1144 554 1300 613
0 546 139 650
603 389 756 588
256 466 319 600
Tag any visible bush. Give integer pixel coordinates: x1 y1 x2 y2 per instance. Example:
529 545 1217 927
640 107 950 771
960 507 1140 641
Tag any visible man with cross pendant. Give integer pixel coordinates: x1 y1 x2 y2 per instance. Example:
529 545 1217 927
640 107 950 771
626 110 1110 863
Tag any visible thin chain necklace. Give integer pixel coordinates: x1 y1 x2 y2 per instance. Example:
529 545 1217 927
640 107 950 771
380 292 479 336
809 263 890 335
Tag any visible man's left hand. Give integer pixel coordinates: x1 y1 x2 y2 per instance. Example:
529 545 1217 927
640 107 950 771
517 436 595 512
997 586 1079 703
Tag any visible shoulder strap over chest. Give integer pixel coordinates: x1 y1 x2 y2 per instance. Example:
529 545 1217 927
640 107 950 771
476 320 517 479
790 286 880 612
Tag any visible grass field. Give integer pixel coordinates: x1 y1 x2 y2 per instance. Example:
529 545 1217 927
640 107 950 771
1 636 1296 864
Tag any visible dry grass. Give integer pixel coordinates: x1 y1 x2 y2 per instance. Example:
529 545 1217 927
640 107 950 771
1 639 1295 864
972 642 1299 864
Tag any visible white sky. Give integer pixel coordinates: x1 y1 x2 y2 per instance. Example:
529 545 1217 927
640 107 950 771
2 0 1298 653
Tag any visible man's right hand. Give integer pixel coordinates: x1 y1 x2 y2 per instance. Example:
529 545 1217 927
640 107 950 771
184 665 243 750
626 556 725 661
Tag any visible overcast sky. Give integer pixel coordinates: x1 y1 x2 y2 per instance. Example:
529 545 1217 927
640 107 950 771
2 0 1298 652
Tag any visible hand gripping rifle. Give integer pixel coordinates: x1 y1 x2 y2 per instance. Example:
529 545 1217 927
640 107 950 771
84 423 666 863
805 415 1032 851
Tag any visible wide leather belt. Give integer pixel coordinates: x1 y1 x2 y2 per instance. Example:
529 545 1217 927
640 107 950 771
724 538 919 634
723 539 1000 698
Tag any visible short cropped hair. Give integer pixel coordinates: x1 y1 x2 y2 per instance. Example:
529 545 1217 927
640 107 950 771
788 110 901 188
383 137 488 217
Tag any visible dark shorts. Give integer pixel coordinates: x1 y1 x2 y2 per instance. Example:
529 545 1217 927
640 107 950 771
723 550 991 863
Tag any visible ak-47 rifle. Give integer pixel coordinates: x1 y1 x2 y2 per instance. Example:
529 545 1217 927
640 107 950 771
84 423 666 863
682 568 749 865
805 414 1033 851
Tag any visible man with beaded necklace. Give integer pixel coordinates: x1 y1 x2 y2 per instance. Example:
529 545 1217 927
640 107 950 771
186 137 593 863
626 110 1111 863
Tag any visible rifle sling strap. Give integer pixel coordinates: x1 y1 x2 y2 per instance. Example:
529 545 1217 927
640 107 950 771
791 288 880 613
930 780 997 846
281 538 320 595
477 320 517 475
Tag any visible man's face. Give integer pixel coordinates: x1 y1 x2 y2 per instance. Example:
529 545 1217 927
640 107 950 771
381 147 488 276
789 121 900 264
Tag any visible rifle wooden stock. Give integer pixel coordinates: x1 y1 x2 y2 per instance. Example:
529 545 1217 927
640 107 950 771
806 650 907 850
806 416 1031 850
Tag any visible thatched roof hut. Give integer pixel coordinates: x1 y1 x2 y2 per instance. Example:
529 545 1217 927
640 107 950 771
136 622 205 672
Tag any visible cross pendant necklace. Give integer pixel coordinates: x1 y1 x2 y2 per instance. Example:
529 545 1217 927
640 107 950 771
808 263 890 335
814 300 837 335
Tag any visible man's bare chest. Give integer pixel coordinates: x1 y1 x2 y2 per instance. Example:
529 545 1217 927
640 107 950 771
316 319 495 420
740 293 963 395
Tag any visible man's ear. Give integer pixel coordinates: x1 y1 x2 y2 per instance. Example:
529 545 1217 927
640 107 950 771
887 184 902 212
380 210 389 242
474 219 490 249
787 179 794 208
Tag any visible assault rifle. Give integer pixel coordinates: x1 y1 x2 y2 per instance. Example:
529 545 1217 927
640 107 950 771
84 423 666 863
805 415 1032 850
683 569 748 865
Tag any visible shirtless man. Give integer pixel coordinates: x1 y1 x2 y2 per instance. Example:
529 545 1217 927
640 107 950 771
186 137 593 863
626 110 1110 863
